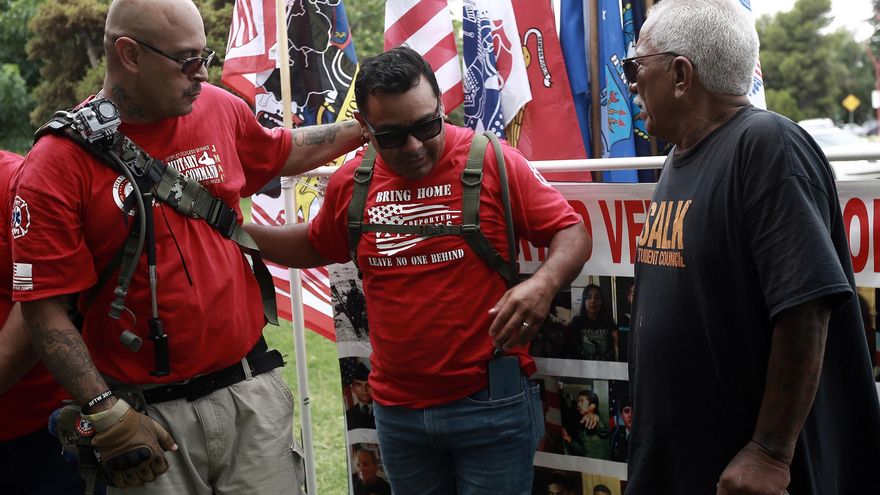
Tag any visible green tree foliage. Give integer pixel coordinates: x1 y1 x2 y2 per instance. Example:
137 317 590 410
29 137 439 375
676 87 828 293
345 0 384 60
757 0 838 122
0 63 35 153
27 0 109 126
0 0 43 152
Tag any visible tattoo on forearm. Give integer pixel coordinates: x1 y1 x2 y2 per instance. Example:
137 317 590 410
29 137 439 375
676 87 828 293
298 125 339 145
111 84 146 120
28 309 106 401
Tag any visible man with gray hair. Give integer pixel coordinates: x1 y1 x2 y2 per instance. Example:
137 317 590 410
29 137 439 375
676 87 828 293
625 0 880 493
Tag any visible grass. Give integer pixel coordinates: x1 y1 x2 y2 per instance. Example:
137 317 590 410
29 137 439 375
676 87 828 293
242 196 348 494
264 321 348 494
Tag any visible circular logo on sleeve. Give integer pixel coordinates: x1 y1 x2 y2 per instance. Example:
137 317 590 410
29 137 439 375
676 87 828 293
11 196 30 238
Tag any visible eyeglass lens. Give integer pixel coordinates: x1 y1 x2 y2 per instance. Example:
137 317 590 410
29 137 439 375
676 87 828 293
623 60 639 84
374 116 443 149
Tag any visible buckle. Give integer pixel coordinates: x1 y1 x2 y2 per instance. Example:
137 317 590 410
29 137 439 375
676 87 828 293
353 166 373 184
460 224 479 236
207 199 237 238
461 169 482 186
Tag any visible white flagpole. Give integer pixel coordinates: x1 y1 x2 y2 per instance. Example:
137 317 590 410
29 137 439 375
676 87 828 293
275 1 318 493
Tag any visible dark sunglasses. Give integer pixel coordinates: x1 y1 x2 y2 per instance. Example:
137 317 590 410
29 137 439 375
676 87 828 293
362 104 443 149
621 51 680 84
132 38 215 77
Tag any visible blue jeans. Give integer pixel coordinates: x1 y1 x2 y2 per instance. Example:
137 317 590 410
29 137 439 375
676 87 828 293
373 374 543 495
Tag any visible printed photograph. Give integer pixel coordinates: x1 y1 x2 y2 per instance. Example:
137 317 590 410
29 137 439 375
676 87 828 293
340 357 375 431
582 473 623 495
529 287 573 359
532 466 583 495
330 263 370 343
569 276 620 362
537 377 612 461
349 443 391 495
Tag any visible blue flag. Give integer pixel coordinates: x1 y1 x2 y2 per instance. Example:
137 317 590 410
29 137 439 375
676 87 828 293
599 0 637 182
559 0 592 158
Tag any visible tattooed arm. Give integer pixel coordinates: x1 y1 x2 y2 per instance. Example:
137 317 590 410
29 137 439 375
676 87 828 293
21 296 117 413
0 303 39 394
281 120 364 176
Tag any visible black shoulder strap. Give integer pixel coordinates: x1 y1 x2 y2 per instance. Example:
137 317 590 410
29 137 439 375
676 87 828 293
345 131 518 287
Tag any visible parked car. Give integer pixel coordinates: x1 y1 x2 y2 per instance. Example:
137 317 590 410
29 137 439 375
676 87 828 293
806 127 880 180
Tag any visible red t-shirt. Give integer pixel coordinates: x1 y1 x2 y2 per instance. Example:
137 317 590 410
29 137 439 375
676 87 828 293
0 151 69 441
11 84 291 384
310 125 582 408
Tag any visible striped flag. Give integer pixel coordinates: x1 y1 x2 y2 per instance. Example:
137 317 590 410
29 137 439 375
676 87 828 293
384 0 464 113
222 0 361 340
461 0 532 137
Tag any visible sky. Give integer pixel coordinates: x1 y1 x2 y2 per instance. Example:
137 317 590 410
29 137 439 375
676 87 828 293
750 0 875 40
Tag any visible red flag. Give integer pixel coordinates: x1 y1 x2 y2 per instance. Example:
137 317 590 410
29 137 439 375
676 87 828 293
509 0 590 181
384 0 463 112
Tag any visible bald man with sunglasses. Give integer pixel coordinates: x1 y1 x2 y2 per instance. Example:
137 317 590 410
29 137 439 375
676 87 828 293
246 46 590 494
10 0 362 493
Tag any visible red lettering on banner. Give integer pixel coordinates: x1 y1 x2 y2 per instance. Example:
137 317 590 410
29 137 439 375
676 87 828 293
599 200 624 263
844 198 869 272
567 200 593 261
875 199 879 273
624 200 646 263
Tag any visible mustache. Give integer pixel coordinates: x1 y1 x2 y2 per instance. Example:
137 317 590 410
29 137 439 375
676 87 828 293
633 94 644 109
186 83 202 96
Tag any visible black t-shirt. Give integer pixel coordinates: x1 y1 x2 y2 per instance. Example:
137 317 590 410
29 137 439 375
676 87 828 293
627 106 880 494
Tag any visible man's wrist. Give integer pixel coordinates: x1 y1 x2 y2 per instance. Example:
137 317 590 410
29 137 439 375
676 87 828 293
84 398 131 431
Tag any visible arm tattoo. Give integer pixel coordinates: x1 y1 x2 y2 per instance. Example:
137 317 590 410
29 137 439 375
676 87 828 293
111 84 146 120
27 304 108 402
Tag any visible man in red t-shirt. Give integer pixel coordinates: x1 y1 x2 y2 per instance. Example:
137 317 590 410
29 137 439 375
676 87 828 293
0 151 86 494
247 47 591 494
9 0 361 493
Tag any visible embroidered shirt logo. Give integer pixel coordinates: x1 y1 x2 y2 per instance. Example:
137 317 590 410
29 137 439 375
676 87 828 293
11 196 30 238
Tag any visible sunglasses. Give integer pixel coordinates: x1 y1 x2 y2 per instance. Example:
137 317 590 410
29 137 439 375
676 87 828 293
361 104 443 149
621 51 679 84
132 38 215 77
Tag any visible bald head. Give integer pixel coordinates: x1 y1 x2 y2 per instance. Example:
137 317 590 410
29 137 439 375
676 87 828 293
105 0 204 56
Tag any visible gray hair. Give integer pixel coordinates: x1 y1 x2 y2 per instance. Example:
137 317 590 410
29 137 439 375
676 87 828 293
644 0 759 95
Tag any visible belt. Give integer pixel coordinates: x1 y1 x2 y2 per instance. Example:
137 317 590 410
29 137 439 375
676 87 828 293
141 336 284 404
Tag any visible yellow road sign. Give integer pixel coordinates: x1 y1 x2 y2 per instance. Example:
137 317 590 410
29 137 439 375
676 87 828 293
842 94 860 112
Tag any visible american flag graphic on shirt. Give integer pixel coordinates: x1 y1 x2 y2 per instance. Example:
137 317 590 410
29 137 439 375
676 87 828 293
367 203 460 256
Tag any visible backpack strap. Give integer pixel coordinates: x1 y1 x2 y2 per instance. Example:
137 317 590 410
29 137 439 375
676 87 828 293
460 131 518 287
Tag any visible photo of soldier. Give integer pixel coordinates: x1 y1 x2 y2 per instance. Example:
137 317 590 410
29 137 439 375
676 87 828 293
559 379 611 460
567 277 619 362
330 264 370 342
531 467 582 495
341 357 376 430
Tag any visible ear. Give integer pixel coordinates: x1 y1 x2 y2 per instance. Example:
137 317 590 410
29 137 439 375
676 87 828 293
671 56 694 98
352 111 371 144
115 37 141 73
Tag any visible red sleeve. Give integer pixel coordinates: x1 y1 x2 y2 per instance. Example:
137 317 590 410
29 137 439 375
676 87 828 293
502 145 582 246
11 137 98 301
307 155 364 263
228 91 292 197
